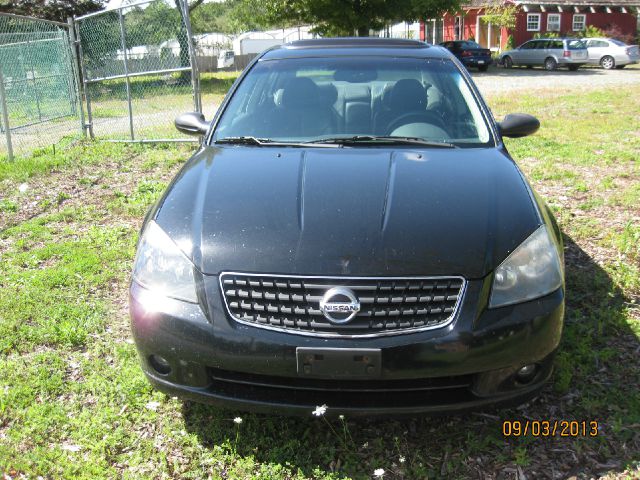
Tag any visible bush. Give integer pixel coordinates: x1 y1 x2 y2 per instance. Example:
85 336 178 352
534 32 560 38
505 34 514 50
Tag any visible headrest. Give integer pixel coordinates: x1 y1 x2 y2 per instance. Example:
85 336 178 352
318 83 338 105
388 79 427 111
281 77 321 108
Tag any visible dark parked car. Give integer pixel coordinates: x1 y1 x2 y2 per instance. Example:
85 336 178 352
130 38 565 416
439 40 493 71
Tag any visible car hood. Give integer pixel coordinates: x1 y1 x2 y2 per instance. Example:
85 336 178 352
154 145 540 279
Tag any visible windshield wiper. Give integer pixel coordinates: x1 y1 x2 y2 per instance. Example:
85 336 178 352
306 135 457 148
214 136 340 148
215 136 273 145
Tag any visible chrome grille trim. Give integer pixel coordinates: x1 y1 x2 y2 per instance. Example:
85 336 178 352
218 272 467 338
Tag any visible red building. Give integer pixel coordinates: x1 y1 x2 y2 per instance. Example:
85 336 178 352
420 0 640 51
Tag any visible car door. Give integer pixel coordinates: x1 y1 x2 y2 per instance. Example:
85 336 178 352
531 40 549 65
586 39 607 63
512 40 535 64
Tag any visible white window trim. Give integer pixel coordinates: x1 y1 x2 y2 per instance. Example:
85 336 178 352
547 13 561 31
454 15 464 40
527 13 541 31
572 13 586 31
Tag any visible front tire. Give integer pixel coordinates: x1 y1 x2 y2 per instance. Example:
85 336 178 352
600 55 615 70
544 57 558 71
503 56 513 68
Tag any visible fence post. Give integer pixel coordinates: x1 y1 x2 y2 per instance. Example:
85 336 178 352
75 20 95 139
68 17 86 138
117 8 135 140
0 66 14 161
182 0 201 114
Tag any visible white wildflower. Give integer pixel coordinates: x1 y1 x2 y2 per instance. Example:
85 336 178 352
62 443 82 452
373 468 385 478
339 414 345 420
399 456 406 464
145 401 161 411
312 404 328 416
233 417 243 424
18 183 28 193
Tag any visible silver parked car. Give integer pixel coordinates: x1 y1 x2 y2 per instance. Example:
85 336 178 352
583 37 640 69
500 38 588 71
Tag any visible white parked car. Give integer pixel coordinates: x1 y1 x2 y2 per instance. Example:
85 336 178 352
583 37 640 69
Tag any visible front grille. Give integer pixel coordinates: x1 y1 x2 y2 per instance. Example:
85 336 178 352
219 273 465 337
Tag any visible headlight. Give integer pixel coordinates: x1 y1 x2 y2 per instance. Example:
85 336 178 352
489 225 562 308
132 220 197 303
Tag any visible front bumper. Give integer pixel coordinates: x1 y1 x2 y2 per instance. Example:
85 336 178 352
129 276 564 416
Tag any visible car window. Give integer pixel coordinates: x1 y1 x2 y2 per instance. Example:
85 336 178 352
459 41 482 49
609 39 625 46
212 57 493 147
567 39 586 50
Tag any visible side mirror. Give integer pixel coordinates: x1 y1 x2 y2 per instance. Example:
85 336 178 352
175 112 209 136
498 113 540 138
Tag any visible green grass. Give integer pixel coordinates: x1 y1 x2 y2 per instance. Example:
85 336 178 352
0 86 639 479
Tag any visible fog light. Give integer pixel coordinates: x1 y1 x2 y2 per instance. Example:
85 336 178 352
516 364 537 383
149 355 172 375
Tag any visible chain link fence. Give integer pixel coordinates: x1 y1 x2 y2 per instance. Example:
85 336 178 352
76 0 201 142
0 13 82 161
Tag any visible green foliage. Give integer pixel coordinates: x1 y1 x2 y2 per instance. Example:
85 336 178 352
575 24 606 38
480 4 518 29
190 1 237 34
533 31 560 38
505 34 515 50
0 0 104 22
230 0 462 37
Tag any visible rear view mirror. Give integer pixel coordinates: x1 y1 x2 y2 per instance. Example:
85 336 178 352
175 112 209 136
499 113 540 138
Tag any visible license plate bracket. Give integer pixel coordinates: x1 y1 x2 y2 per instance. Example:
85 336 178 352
296 347 381 379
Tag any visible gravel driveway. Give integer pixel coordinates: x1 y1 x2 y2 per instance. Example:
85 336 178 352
471 64 640 96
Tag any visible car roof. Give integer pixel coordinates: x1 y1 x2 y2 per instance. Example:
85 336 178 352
261 37 452 60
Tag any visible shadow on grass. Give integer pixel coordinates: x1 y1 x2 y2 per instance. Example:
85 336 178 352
182 236 639 479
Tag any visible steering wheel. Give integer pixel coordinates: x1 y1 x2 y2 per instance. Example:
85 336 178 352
386 111 447 135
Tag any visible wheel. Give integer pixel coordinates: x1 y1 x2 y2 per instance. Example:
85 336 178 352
568 65 580 71
615 65 626 69
544 57 557 71
502 56 513 69
600 55 615 70
478 65 489 72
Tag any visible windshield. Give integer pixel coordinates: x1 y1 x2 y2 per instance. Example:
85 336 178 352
211 56 493 147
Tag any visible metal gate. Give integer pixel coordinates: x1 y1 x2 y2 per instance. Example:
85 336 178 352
0 13 82 161
75 0 201 142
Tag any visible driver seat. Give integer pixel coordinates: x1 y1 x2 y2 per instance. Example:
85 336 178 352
374 79 428 134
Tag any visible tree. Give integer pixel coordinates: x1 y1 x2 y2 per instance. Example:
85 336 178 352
0 0 105 22
480 4 517 51
230 0 461 37
480 4 517 30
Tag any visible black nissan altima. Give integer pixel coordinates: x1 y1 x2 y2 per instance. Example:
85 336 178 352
129 38 565 415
